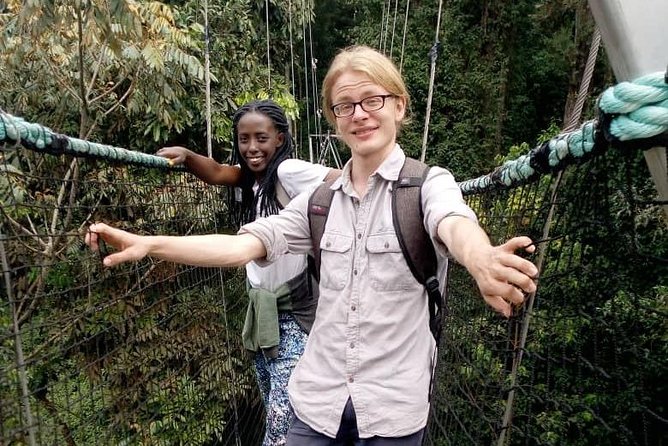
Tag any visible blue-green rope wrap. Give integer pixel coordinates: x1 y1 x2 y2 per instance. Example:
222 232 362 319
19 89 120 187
0 111 179 169
459 71 668 195
2 72 666 192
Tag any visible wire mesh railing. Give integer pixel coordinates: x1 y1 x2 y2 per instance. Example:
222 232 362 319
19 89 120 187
427 149 666 446
1 146 265 445
1 107 667 445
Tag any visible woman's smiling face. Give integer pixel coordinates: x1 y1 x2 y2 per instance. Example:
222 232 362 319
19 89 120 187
237 111 284 179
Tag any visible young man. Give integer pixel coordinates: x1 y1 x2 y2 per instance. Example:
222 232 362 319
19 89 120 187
86 46 537 445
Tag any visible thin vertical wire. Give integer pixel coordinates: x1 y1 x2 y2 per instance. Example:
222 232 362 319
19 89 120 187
288 0 296 100
381 0 391 53
301 0 312 162
307 0 320 136
389 0 399 58
1 232 37 446
419 0 443 163
288 0 298 157
379 0 387 50
399 0 410 73
203 0 212 158
496 27 602 446
265 0 272 90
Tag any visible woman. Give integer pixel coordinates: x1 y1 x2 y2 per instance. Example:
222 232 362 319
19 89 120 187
158 99 339 446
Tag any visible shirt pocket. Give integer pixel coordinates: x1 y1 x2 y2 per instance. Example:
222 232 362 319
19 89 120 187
366 233 421 292
319 233 353 291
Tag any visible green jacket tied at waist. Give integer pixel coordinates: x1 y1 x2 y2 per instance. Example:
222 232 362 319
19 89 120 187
242 283 293 359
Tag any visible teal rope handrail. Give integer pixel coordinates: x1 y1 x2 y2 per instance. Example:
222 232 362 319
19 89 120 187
459 71 668 195
0 112 177 169
2 72 667 192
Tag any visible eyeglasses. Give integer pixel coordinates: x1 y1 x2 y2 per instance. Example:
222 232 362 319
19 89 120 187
331 94 395 118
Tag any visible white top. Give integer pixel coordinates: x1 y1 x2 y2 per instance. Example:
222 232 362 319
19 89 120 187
245 158 330 291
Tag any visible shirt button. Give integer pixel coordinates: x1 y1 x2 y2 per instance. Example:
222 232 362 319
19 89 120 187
351 305 356 311
350 342 355 349
326 242 331 248
357 233 362 240
384 242 389 248
353 269 358 275
348 376 354 383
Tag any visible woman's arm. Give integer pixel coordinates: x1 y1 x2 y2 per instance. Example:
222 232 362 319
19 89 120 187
157 146 242 186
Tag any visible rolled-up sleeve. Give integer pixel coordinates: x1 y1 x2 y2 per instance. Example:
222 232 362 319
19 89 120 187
238 185 316 266
421 166 478 258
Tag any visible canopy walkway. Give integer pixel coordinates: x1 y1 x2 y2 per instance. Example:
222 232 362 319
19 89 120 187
1 70 666 445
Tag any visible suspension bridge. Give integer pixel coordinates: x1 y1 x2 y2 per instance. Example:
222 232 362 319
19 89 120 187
1 1 667 445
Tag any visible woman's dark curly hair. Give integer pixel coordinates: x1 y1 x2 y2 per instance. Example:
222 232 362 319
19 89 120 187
228 99 294 227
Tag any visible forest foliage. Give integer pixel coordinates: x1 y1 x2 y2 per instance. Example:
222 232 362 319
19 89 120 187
1 0 665 445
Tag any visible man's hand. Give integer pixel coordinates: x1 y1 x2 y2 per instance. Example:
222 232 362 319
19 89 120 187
467 236 538 317
85 223 267 268
85 223 148 267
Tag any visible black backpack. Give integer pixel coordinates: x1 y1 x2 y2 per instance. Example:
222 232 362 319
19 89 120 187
307 157 445 344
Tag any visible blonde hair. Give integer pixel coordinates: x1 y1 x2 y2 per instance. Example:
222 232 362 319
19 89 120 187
321 45 410 128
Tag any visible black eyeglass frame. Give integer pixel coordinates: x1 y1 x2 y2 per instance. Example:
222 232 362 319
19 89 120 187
330 94 396 118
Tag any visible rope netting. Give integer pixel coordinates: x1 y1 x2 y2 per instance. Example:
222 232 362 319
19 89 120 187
1 72 667 445
1 151 265 444
428 151 667 445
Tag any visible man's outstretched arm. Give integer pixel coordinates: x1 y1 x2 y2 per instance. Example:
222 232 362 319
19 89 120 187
437 216 538 317
85 222 266 268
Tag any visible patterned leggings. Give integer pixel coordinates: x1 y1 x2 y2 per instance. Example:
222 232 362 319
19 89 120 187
254 313 308 446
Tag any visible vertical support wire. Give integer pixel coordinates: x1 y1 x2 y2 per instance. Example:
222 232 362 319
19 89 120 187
287 0 299 155
389 0 399 58
1 232 38 446
306 0 321 137
203 0 213 158
265 0 272 91
301 0 313 162
399 0 410 73
379 0 387 51
496 27 602 446
288 0 296 98
419 0 443 163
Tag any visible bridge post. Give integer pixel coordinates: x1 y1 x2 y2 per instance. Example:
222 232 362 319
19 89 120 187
588 0 668 221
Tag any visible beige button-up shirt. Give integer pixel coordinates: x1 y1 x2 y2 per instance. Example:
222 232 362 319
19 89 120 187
239 146 477 438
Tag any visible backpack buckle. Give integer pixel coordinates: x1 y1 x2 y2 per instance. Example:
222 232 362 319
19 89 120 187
425 276 443 344
425 276 440 300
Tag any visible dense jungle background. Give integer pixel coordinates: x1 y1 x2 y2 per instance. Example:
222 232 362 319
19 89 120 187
0 0 613 177
1 0 666 445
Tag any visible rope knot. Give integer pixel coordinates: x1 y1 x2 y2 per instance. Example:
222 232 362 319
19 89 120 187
598 71 668 144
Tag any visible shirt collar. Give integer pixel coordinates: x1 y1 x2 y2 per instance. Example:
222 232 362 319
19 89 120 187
331 144 406 193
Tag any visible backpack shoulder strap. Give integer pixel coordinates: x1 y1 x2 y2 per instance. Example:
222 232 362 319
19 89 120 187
275 179 291 209
392 157 437 282
308 179 336 282
392 157 443 343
